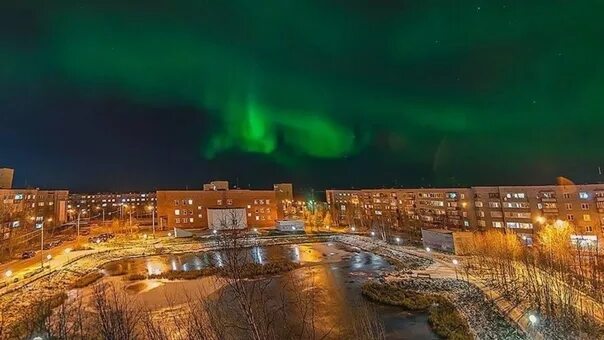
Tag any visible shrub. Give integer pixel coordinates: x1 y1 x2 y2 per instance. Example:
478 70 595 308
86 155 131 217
361 281 471 340
71 271 104 288
125 273 147 281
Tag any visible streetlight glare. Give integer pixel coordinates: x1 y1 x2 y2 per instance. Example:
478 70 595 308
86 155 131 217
425 247 431 252
5 270 13 278
452 259 459 265
528 314 538 325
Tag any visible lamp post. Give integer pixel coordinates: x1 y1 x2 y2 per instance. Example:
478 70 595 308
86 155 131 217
147 205 156 238
452 259 459 280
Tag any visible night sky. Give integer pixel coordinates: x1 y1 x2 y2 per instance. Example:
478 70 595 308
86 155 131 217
2 1 604 193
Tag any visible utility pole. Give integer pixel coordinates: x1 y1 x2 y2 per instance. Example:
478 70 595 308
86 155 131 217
40 223 44 270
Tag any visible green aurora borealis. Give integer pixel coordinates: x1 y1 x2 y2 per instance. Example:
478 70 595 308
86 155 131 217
2 1 604 189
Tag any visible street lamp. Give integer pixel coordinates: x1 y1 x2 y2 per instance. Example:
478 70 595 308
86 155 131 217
5 270 12 278
425 247 431 252
528 314 538 325
351 226 356 232
395 237 401 244
147 205 156 238
452 259 459 280
370 231 375 237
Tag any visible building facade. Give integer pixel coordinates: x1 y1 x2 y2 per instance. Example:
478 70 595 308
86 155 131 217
1 188 69 258
157 181 293 230
67 192 157 221
327 184 604 243
0 168 14 189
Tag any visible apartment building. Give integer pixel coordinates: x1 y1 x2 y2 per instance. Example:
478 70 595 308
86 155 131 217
327 188 475 233
157 181 294 230
68 192 157 219
327 184 604 244
1 188 69 258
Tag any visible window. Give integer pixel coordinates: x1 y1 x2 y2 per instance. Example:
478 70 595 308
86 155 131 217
463 220 469 227
217 200 222 205
255 216 260 221
579 192 589 199
175 218 180 223
503 202 530 208
478 211 485 217
506 222 533 229
189 218 194 223
227 199 233 205
188 199 193 205
198 206 202 210
586 225 593 232
492 221 503 228
567 214 575 221
563 193 571 199
583 214 591 222
566 203 572 210
491 211 503 218
174 209 180 216
174 200 179 205
475 201 483 207
248 213 252 217
266 199 270 204
581 203 589 210
478 220 486 227
543 203 557 209
488 201 501 208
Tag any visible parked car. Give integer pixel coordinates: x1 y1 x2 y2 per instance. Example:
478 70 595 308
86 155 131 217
21 250 36 259
43 240 63 250
80 229 90 236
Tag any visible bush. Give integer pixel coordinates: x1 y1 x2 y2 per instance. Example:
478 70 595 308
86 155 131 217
361 281 471 340
231 261 300 279
125 273 147 281
428 297 472 340
149 267 218 280
71 271 104 288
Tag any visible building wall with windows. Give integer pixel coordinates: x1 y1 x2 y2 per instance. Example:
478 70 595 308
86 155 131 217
157 181 293 229
1 188 69 257
68 192 157 220
327 184 604 240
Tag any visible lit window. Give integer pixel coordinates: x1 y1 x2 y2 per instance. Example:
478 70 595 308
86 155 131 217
266 199 270 204
189 218 194 223
175 218 180 223
248 213 252 217
255 216 259 221
579 192 589 199
175 209 180 216
227 199 233 205
198 206 202 210
188 199 193 205
217 200 222 205
583 214 591 222
492 221 503 228
247 205 251 209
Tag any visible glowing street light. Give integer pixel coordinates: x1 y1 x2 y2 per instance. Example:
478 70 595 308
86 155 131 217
395 237 401 243
46 254 52 261
528 314 538 325
370 231 375 236
212 229 218 235
425 247 431 253
452 259 459 279
351 227 356 232
5 270 13 278
253 228 258 233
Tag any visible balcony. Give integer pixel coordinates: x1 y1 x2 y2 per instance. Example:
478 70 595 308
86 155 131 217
540 198 557 203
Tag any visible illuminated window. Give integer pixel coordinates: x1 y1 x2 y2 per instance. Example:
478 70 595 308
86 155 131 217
188 199 193 205
217 200 222 205
255 216 259 221
579 192 589 199
189 218 194 223
175 218 180 223
583 214 591 222
266 199 270 204
175 209 180 216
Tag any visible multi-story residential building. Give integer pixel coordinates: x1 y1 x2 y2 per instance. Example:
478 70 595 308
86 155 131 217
0 168 14 189
1 188 69 259
327 184 604 245
327 188 475 234
68 192 157 220
157 181 294 230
